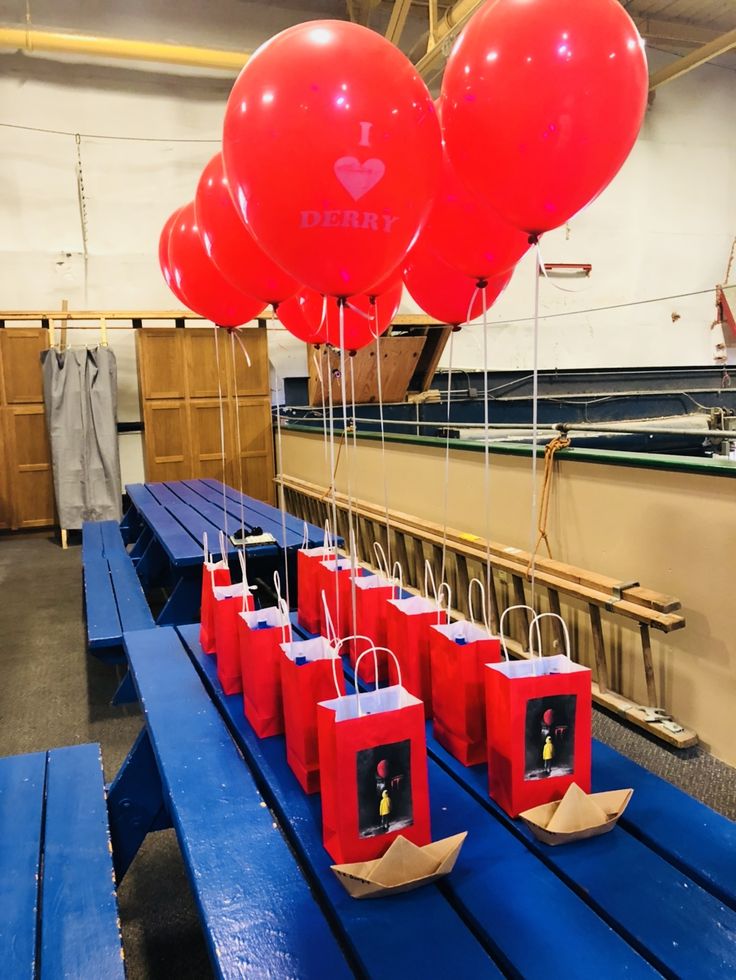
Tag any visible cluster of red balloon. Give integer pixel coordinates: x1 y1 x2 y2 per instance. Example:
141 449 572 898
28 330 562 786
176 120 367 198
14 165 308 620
157 0 647 347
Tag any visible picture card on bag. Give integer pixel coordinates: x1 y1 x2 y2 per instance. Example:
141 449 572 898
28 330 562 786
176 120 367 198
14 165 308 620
357 739 413 840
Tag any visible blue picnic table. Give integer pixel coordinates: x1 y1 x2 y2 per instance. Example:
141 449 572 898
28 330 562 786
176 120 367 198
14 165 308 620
121 479 330 625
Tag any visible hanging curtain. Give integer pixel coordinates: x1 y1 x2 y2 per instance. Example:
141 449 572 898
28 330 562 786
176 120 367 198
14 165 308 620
40 346 122 529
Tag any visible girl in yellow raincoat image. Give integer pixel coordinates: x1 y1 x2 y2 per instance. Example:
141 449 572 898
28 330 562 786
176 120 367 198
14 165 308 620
379 789 391 831
543 735 554 775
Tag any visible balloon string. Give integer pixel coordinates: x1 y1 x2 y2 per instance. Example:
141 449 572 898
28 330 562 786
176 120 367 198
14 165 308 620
346 300 373 321
272 356 291 617
481 283 494 633
338 299 359 642
213 325 228 538
326 337 339 557
230 329 246 541
466 284 482 326
530 246 542 604
440 328 455 587
374 318 392 573
536 238 592 294
312 347 330 470
349 354 358 454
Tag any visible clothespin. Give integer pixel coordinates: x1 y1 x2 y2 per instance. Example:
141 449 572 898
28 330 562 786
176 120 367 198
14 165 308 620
100 316 108 348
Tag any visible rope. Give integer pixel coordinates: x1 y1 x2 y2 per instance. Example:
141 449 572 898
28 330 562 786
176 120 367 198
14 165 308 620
526 434 571 575
213 325 228 536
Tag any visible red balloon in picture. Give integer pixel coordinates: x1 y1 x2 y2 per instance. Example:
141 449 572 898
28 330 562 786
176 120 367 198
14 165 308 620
441 0 648 235
403 240 512 326
419 153 530 280
223 20 442 297
277 291 328 344
301 276 404 352
159 207 189 305
168 202 267 327
195 153 299 306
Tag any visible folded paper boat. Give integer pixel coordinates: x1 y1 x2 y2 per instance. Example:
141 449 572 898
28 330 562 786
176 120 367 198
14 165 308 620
331 832 467 899
519 782 633 846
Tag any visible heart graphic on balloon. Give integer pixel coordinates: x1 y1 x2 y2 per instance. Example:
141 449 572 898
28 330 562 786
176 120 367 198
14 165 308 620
334 156 386 201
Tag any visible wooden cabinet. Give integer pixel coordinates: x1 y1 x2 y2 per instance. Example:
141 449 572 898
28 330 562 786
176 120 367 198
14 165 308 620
0 329 55 529
136 327 275 503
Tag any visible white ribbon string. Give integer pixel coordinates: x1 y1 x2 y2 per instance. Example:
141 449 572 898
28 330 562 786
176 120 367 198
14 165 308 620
311 348 330 470
440 328 455 586
480 281 494 630
229 329 246 543
537 239 592 295
337 300 359 638
374 322 392 573
530 245 541 605
213 325 228 536
272 357 292 619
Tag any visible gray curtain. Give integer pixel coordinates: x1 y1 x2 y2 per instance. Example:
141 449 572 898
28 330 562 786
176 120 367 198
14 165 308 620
41 346 122 529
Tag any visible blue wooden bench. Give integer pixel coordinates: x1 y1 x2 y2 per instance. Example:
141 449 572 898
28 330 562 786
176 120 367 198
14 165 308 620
113 627 353 979
82 520 155 662
0 743 124 979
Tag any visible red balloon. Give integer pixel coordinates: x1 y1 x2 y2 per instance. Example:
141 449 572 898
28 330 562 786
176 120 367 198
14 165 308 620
302 276 404 352
278 291 328 344
159 208 189 305
168 202 267 327
195 153 298 306
441 0 648 235
404 240 512 326
223 21 442 297
420 153 530 280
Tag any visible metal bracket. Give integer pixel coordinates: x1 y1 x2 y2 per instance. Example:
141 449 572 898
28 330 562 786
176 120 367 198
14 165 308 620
612 580 640 601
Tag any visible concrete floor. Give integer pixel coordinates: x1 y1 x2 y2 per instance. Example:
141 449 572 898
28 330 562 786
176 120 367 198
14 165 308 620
1 529 735 977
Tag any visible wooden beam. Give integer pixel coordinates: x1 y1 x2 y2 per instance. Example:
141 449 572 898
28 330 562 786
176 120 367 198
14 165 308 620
649 27 736 90
635 17 723 47
413 0 485 81
385 0 413 45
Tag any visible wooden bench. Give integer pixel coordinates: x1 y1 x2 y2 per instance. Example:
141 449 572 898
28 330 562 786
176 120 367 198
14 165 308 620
0 743 124 978
279 475 695 748
82 520 155 662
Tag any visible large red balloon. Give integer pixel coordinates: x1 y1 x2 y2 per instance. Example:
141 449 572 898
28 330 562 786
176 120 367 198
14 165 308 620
195 153 298 306
168 202 267 327
223 21 442 297
301 277 404 352
441 0 648 235
278 291 328 344
404 241 512 326
420 153 530 280
159 208 189 305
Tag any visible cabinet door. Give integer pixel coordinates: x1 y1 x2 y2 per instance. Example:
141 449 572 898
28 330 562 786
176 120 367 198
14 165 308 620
0 410 11 529
230 396 275 504
1 329 48 404
189 400 231 481
7 405 55 528
143 401 192 482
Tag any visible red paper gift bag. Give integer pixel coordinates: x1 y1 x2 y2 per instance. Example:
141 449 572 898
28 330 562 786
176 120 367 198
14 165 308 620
429 579 502 766
297 522 336 634
199 532 231 655
317 556 359 639
485 612 592 817
239 595 292 739
386 595 449 718
279 636 345 793
347 573 396 684
317 647 431 864
212 554 255 695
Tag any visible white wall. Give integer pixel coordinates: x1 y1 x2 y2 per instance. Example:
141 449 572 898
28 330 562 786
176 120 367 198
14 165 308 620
0 13 734 482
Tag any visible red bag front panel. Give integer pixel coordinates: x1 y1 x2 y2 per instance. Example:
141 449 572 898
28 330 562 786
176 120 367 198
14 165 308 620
348 578 395 684
485 656 592 817
239 611 292 739
316 558 355 639
200 563 231 654
385 598 448 718
280 640 345 794
317 688 431 864
213 590 253 695
297 547 332 634
429 623 502 766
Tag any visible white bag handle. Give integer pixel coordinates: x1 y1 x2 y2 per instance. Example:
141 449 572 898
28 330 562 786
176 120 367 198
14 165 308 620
373 541 389 578
437 582 452 624
354 646 403 717
499 605 537 662
301 521 309 550
424 559 452 624
391 561 403 600
468 577 490 633
320 589 372 698
219 530 227 561
202 531 210 565
273 570 290 646
323 518 333 553
238 549 253 612
528 613 571 670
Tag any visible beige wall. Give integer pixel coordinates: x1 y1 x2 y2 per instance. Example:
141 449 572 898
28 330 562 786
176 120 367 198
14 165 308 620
281 429 736 766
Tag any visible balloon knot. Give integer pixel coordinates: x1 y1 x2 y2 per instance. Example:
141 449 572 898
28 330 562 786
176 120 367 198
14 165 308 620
528 233 540 245
451 324 462 333
349 349 357 357
476 278 488 290
337 296 348 307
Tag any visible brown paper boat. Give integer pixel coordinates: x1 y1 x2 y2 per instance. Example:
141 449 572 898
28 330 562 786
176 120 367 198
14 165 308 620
519 783 633 846
331 832 467 899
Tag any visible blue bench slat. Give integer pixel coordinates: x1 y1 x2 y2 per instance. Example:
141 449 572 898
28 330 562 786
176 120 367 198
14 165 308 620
146 484 237 559
181 480 297 547
177 624 503 980
124 627 352 980
592 740 736 909
428 733 736 980
172 481 258 536
202 479 318 544
126 484 203 566
98 522 155 633
41 744 124 980
82 524 122 647
0 752 46 979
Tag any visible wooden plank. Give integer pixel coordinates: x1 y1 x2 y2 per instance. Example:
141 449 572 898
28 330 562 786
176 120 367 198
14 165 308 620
640 623 658 708
589 603 610 693
41 744 124 979
0 751 46 979
82 523 122 648
98 522 155 632
124 627 352 980
591 740 736 911
125 484 203 566
428 730 736 980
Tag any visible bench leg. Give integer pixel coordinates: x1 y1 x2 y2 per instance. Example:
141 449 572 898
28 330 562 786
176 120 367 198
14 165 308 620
108 728 171 882
112 670 137 706
120 504 142 546
136 536 168 588
129 524 152 563
156 570 201 626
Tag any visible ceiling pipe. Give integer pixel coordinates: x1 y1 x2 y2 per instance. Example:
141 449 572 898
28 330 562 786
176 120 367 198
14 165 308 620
0 26 249 73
